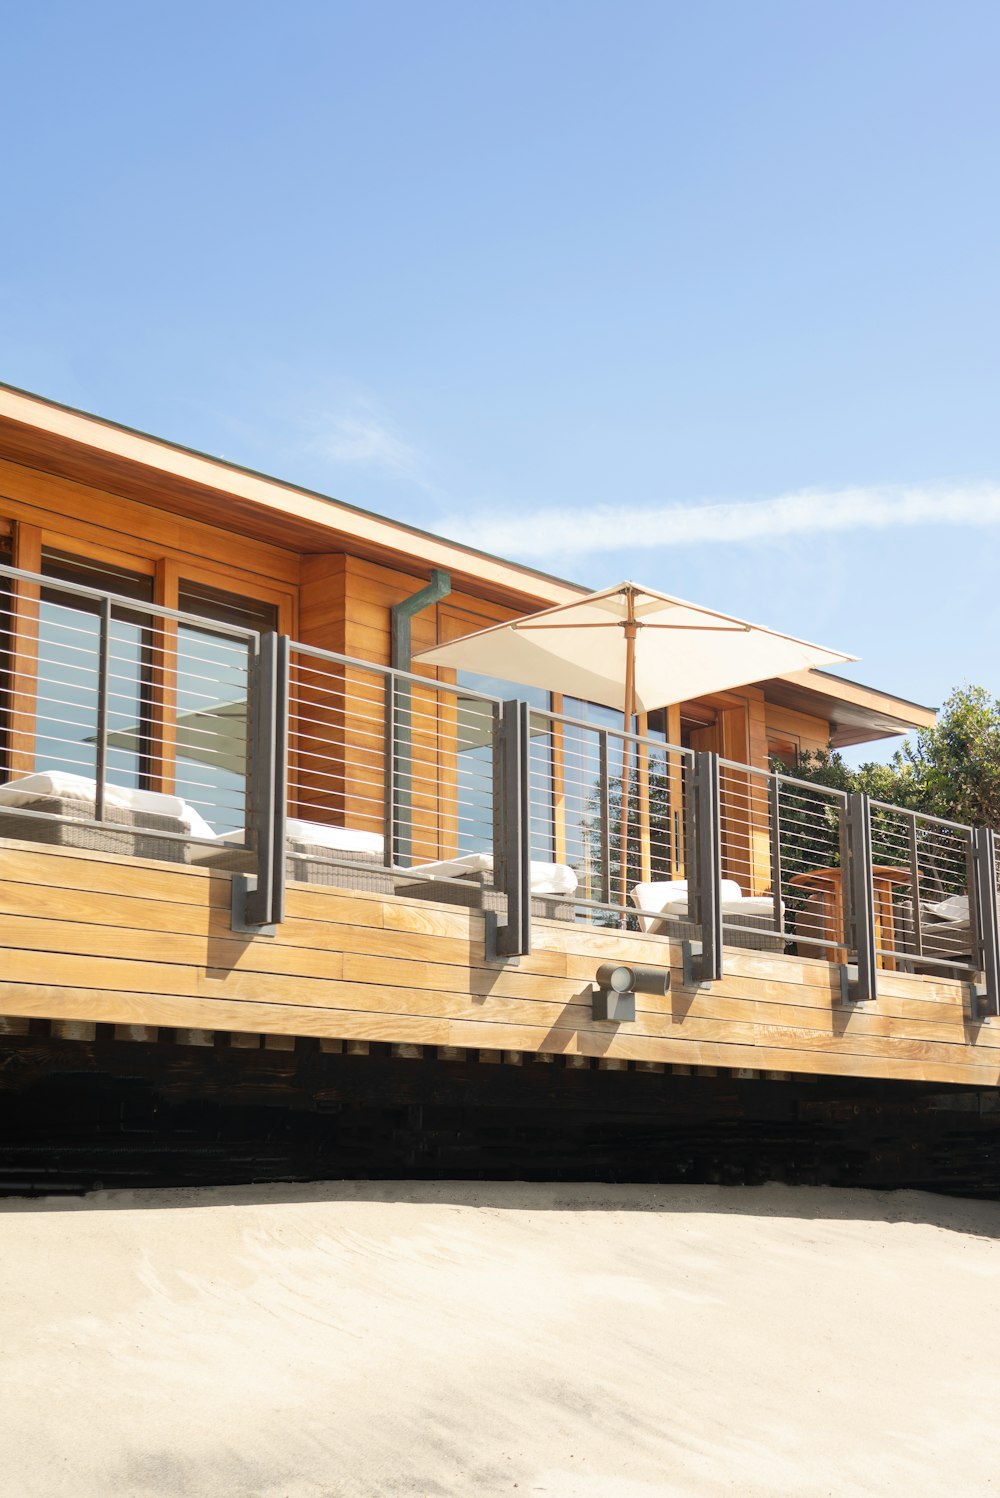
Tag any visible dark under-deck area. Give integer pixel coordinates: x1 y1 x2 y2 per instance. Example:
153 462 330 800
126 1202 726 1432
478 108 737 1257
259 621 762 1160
2 1029 998 1199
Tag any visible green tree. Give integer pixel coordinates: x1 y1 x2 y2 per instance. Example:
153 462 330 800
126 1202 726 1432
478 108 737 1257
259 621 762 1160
784 686 1000 910
789 685 1000 831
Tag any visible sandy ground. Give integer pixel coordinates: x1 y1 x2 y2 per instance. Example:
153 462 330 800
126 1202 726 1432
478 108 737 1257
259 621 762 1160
3 1183 1000 1497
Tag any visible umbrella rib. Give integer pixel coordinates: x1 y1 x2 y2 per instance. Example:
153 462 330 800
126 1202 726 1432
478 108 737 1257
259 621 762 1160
630 623 753 632
511 621 751 632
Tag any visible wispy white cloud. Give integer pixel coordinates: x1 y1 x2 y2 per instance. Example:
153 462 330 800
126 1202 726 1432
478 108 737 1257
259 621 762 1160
436 482 1000 559
311 412 424 479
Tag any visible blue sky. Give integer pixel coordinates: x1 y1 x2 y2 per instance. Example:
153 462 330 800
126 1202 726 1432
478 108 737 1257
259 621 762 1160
3 1 999 758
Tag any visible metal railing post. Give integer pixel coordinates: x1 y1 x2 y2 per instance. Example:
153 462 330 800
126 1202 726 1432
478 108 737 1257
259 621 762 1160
492 698 531 958
394 674 413 868
768 774 784 939
685 750 722 985
845 792 876 1003
233 631 288 934
598 729 612 907
94 595 112 823
964 828 981 992
383 673 397 866
972 827 1000 1020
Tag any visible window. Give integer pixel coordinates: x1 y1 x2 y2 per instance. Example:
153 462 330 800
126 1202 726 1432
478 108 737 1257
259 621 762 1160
0 533 13 781
455 671 554 859
767 734 800 772
24 554 275 834
33 549 154 788
175 580 278 835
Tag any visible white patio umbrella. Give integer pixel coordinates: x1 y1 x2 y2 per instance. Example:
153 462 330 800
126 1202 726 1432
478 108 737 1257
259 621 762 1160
415 582 855 914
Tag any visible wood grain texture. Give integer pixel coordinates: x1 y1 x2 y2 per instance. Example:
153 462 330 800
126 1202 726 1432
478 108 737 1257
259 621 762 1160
0 840 995 1086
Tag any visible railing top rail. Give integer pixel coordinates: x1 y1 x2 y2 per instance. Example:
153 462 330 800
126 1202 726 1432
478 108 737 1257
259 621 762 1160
287 639 504 703
718 754 849 803
866 797 974 834
0 561 260 642
531 702 693 759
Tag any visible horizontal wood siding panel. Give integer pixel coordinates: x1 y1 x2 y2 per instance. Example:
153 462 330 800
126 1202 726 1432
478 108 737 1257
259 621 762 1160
0 841 995 1085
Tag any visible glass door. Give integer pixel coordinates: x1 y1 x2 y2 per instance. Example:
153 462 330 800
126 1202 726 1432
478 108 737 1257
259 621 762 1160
33 550 154 789
175 580 277 834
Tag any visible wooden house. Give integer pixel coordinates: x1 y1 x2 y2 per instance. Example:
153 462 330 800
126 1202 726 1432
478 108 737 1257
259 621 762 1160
2 378 999 1130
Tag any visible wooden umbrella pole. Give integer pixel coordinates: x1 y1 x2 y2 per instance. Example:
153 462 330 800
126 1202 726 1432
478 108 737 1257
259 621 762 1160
617 591 638 926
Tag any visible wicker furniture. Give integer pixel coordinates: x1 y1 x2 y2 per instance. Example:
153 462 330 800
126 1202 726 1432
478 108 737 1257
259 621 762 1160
648 910 785 953
286 839 393 894
891 894 977 974
631 879 786 953
203 819 393 894
397 869 576 922
0 795 190 862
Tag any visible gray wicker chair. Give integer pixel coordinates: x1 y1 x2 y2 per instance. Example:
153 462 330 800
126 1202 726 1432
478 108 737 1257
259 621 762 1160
647 910 786 953
286 839 393 894
631 883 785 953
397 870 576 922
192 827 394 893
892 896 976 973
0 795 190 863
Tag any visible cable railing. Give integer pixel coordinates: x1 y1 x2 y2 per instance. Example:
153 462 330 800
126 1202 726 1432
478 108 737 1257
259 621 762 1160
0 568 998 1013
526 704 693 933
866 800 977 975
286 642 499 867
0 561 258 860
718 758 851 959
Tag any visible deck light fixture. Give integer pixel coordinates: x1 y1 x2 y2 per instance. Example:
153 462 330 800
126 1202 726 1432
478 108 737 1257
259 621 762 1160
592 962 670 1022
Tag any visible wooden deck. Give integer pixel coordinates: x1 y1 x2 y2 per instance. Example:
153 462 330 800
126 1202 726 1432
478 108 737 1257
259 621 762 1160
0 837 996 1088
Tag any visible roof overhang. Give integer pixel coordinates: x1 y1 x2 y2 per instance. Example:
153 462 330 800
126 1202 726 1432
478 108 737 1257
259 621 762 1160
760 669 936 747
0 383 935 748
0 383 583 611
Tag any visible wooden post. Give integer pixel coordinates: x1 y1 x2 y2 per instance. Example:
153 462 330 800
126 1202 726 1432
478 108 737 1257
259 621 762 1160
617 589 637 922
148 558 179 793
637 710 651 883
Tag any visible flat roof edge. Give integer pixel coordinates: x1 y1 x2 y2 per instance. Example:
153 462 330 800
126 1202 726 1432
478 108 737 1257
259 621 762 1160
806 668 936 718
0 380 589 601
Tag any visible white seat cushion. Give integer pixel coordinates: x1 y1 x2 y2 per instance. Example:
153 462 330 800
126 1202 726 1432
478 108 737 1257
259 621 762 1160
0 773 217 840
928 893 970 923
631 878 745 932
218 820 385 855
403 851 579 898
653 896 779 921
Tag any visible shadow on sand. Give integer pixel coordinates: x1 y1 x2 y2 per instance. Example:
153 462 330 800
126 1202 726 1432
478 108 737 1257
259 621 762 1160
4 1178 1000 1237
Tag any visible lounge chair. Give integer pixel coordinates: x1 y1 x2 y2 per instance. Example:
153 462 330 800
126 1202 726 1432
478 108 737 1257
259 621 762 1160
0 772 210 863
892 892 978 972
397 851 579 921
207 819 393 894
631 878 786 953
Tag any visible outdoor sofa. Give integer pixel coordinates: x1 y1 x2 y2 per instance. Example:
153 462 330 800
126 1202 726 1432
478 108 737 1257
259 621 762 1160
630 878 786 953
0 771 214 863
209 819 393 893
395 851 579 921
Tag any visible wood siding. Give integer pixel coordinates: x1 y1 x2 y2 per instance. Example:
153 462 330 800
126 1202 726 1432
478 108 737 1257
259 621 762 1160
0 839 994 1087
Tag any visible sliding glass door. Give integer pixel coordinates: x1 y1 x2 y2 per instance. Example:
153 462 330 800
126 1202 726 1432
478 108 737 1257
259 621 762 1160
174 580 276 834
33 550 153 788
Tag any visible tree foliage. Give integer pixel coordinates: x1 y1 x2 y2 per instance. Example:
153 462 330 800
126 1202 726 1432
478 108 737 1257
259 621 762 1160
789 685 1000 831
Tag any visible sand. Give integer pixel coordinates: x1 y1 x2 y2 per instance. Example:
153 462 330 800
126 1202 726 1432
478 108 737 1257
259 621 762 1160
3 1182 1000 1497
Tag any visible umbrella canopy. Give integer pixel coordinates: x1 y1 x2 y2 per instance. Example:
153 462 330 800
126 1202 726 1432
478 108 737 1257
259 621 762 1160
416 582 855 921
415 582 855 715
